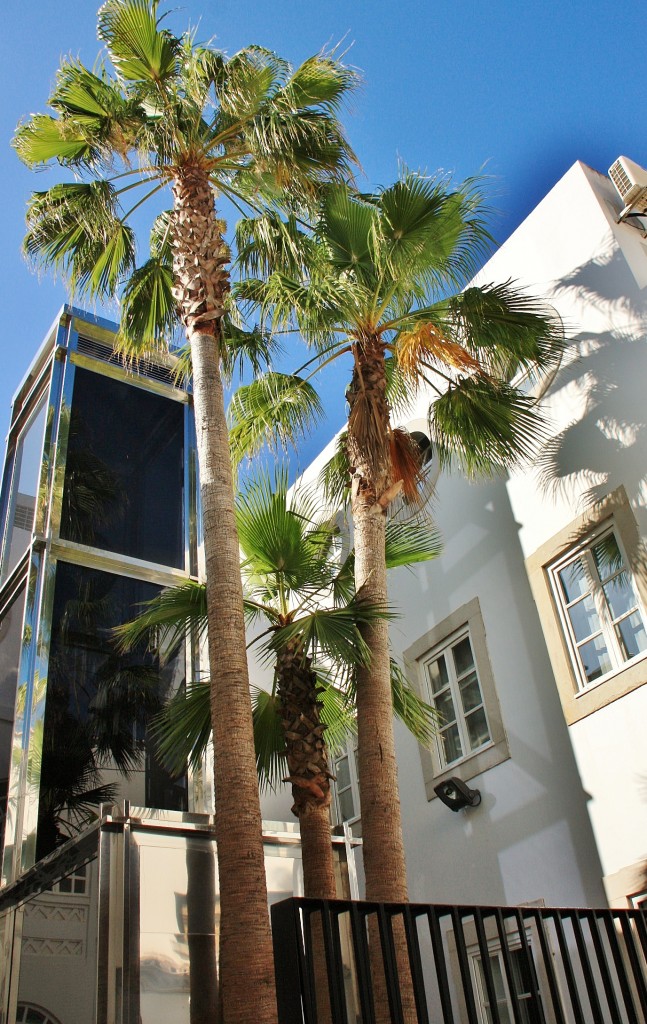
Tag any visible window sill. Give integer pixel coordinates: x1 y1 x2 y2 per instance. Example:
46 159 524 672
425 740 509 803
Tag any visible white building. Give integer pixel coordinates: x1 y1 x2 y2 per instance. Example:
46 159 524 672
263 158 647 913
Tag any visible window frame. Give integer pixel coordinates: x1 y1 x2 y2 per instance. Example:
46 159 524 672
404 598 509 802
527 486 647 724
423 627 493 772
332 742 361 831
549 523 647 692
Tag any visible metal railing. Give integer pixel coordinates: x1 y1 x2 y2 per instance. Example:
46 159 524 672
271 898 647 1024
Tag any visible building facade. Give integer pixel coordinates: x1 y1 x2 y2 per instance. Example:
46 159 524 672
319 159 647 913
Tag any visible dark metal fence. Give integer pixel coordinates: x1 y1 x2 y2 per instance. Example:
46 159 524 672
271 897 647 1024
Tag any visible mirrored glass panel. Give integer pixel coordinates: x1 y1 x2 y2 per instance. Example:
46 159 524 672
0 583 27 852
2 398 48 583
36 563 187 861
59 368 184 568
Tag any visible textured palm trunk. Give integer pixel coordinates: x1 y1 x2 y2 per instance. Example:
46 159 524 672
276 641 337 900
346 336 408 904
347 336 415 1024
172 167 277 1024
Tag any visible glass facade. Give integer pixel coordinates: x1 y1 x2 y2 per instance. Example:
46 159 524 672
0 309 197 885
59 368 185 567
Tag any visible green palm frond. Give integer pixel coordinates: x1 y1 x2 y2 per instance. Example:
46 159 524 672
385 519 442 568
151 682 211 776
98 0 181 86
389 660 440 745
438 282 564 379
220 321 279 382
115 579 207 654
261 600 393 668
228 372 323 468
429 375 547 477
24 181 136 298
14 114 97 167
318 432 350 509
251 686 285 792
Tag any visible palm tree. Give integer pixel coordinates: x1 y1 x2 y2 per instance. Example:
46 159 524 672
232 174 563 906
13 3 357 1018
118 468 440 899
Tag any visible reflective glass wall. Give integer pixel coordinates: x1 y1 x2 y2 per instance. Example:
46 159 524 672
0 308 200 885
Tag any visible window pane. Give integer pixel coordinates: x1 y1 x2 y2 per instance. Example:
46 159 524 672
578 635 612 682
60 367 184 567
335 755 350 791
338 788 355 822
3 398 47 581
465 707 490 750
558 558 588 603
427 655 448 694
567 594 601 642
616 611 647 660
592 533 623 581
452 636 474 677
459 671 482 713
434 688 456 724
603 572 636 620
439 723 462 764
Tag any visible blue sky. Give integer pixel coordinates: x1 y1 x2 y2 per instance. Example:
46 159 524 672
0 0 644 466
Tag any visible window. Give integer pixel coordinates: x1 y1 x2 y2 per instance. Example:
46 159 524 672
472 945 543 1024
332 744 361 831
424 630 491 769
527 487 647 724
53 863 87 895
550 528 647 690
404 598 509 801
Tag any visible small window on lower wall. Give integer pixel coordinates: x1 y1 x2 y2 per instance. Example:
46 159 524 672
404 598 509 802
527 486 647 725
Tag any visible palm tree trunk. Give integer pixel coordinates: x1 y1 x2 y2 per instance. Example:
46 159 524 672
276 642 337 900
346 336 408 904
172 167 277 1024
347 336 416 1024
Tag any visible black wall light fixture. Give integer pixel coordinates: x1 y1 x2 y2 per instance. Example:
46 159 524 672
434 777 481 811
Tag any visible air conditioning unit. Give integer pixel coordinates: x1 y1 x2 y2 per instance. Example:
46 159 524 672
608 156 647 216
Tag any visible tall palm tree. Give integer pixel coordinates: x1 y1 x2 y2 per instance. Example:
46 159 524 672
13 3 356 1018
232 174 563 906
118 469 440 899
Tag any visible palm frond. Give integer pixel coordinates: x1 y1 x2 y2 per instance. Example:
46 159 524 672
114 580 207 654
251 686 285 792
385 518 442 568
429 375 548 477
98 0 181 86
318 432 350 510
228 372 323 468
389 660 440 745
151 682 210 776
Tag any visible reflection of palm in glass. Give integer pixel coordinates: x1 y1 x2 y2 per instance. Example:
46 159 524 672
60 406 126 546
37 564 187 859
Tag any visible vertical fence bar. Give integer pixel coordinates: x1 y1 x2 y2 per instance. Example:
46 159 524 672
529 910 567 1024
427 906 456 1024
473 908 503 1024
602 910 640 1023
376 904 404 1024
585 910 623 1023
550 909 586 1021
272 898 310 1024
451 907 481 1024
402 905 430 1024
617 910 647 1021
319 901 350 1024
569 910 604 1022
349 902 377 1024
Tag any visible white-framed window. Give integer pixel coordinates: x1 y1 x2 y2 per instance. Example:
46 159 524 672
332 743 360 828
404 598 509 801
423 629 492 770
550 526 647 691
472 943 543 1024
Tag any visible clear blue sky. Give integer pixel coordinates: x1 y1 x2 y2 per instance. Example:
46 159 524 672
0 0 643 467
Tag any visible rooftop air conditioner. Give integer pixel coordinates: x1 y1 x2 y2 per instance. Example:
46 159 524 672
608 156 647 217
